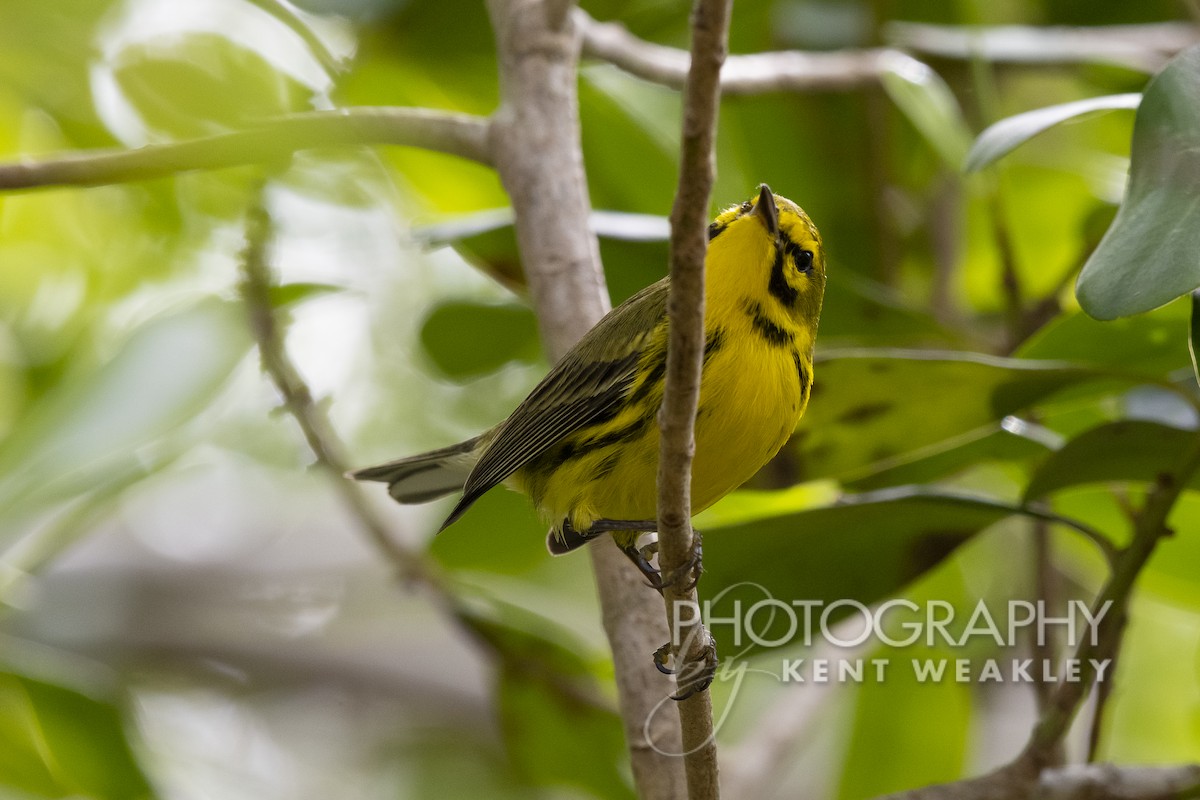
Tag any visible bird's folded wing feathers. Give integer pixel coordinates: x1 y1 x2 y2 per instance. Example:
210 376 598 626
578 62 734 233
446 280 670 520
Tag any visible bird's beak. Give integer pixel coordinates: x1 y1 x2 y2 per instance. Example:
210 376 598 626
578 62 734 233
755 183 779 238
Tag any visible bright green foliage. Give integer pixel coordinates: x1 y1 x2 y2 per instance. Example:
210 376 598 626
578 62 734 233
0 673 152 799
1076 45 1200 319
1 1 1200 799
965 94 1142 173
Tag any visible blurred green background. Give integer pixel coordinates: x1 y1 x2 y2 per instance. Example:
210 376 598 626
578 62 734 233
1 1 1199 798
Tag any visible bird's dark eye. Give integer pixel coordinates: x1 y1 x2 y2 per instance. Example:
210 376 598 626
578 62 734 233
796 249 814 273
740 201 754 214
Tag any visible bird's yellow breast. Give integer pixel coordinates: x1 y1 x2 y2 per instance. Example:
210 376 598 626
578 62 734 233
511 303 812 537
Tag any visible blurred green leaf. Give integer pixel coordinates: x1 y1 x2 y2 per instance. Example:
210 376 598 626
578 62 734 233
965 93 1140 172
1189 290 1200 387
786 349 1138 482
843 423 1052 491
701 487 1049 656
1076 45 1200 319
497 666 632 799
1018 298 1190 376
879 53 972 169
455 604 633 799
0 299 251 522
428 488 547 573
0 672 151 799
269 281 345 309
1025 420 1197 501
113 33 315 139
837 661 970 800
419 301 540 380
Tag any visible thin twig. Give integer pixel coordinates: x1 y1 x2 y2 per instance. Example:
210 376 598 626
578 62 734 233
239 191 428 577
486 2 687 796
0 107 491 191
875 761 1200 800
884 20 1198 72
238 190 618 721
1020 436 1200 771
578 9 897 93
657 1 732 798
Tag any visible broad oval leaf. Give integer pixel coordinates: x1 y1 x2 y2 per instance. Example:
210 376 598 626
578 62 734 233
779 349 1144 484
700 487 1066 657
1024 420 1199 501
1017 298 1190 376
1076 45 1200 320
965 93 1141 173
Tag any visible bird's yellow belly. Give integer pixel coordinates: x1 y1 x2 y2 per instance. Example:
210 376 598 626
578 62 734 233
521 339 806 532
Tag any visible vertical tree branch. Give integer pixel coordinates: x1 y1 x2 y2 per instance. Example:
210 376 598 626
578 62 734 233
485 2 687 797
658 1 732 798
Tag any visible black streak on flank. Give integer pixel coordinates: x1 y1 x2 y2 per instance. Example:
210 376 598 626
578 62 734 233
768 243 800 307
593 451 622 480
573 415 651 460
708 221 726 240
628 347 667 406
793 350 810 401
744 300 791 347
704 327 726 363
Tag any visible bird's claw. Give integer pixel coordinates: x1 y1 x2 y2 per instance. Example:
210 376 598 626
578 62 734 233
653 636 718 701
620 531 704 594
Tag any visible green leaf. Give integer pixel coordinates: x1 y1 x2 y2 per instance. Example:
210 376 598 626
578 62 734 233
428 488 547 573
1017 298 1190 376
1189 290 1200 387
784 349 1138 483
455 605 633 799
700 487 1050 656
268 281 345 309
1076 45 1200 319
1024 420 1198 501
879 52 972 169
837 663 970 800
964 93 1141 172
113 33 315 139
0 673 152 799
0 299 251 522
843 423 1053 491
419 301 541 380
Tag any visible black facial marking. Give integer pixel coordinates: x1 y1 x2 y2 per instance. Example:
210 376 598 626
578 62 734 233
768 242 800 307
744 300 791 347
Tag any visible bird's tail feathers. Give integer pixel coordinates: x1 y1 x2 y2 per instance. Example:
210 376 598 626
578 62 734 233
348 435 484 504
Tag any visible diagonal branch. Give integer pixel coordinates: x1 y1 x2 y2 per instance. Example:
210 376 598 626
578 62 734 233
0 107 491 191
657 0 732 798
872 434 1200 800
1019 434 1200 771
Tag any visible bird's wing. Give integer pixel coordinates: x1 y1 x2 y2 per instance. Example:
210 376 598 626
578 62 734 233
441 279 669 528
